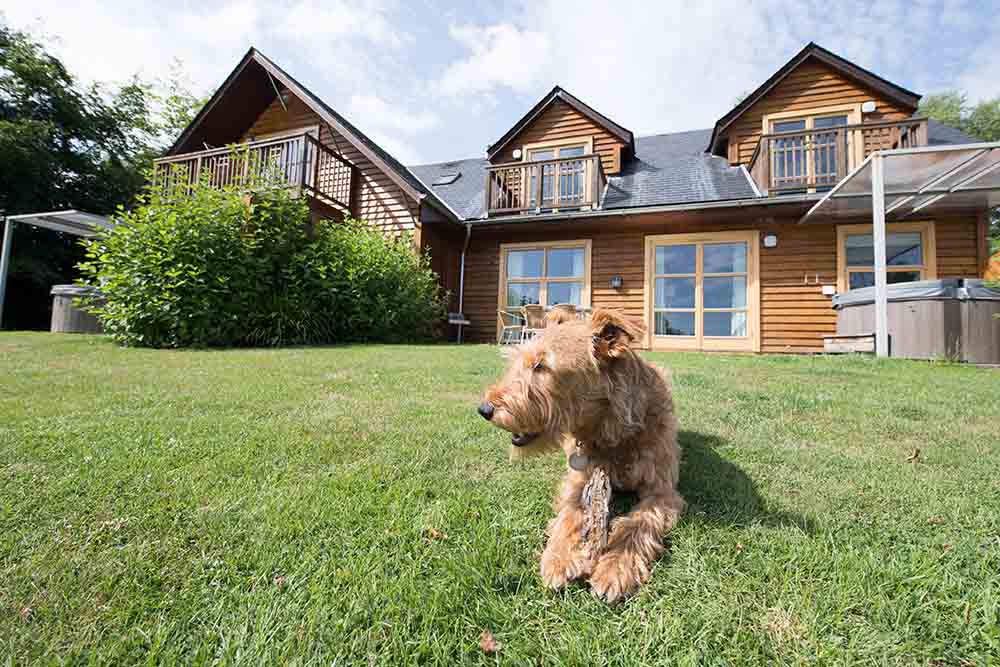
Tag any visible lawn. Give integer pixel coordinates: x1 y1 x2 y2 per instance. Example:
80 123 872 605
2 333 999 666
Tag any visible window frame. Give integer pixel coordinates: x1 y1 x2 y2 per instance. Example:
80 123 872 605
763 104 863 193
836 221 937 293
498 239 593 326
644 231 760 352
521 137 595 211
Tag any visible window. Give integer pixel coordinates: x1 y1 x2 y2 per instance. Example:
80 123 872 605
645 231 760 352
836 222 936 292
523 138 593 209
764 105 861 193
499 241 592 314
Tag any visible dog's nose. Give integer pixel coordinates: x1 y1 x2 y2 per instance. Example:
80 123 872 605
477 402 495 421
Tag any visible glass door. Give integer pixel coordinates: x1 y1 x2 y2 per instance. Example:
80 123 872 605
527 144 587 208
812 115 848 190
771 119 807 191
648 233 757 351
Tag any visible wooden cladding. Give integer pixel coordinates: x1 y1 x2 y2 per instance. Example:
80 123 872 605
461 216 982 354
492 99 628 175
153 132 357 213
487 155 605 215
244 90 421 233
748 117 928 194
720 59 916 167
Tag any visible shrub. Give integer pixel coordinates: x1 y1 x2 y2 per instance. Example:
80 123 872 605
78 178 446 347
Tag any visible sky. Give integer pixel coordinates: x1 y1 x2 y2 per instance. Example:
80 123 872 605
4 0 999 166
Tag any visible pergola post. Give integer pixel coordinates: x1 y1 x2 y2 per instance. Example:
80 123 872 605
870 153 889 358
0 216 13 329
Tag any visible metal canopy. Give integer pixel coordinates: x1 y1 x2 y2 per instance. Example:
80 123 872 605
0 210 113 328
797 142 1000 357
799 142 1000 224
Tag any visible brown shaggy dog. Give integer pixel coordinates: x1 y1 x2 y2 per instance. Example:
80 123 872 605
478 309 684 602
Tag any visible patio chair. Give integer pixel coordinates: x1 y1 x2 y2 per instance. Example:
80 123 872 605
497 309 524 345
520 304 547 341
546 303 580 326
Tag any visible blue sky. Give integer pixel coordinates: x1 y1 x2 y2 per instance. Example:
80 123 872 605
4 1 999 166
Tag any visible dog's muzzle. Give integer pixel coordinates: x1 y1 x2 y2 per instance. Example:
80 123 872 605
477 402 495 421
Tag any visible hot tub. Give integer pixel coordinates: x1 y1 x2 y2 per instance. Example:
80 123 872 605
50 285 104 334
831 279 1000 364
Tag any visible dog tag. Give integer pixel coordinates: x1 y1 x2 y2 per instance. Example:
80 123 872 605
568 452 589 471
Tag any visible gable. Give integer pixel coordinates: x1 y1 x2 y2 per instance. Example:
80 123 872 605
718 57 918 165
491 98 630 174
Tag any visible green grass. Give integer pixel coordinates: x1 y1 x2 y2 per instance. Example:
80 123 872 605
2 333 999 666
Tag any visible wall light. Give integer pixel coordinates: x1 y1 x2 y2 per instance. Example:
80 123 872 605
763 233 778 248
609 275 623 290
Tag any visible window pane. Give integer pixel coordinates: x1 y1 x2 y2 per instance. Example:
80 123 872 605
507 250 544 278
846 232 922 267
655 312 695 336
848 270 922 290
655 244 696 274
773 119 806 132
558 145 586 157
528 149 555 161
704 311 747 337
655 278 695 309
704 242 747 273
814 115 848 128
547 282 583 306
547 247 584 277
704 277 747 309
507 282 540 306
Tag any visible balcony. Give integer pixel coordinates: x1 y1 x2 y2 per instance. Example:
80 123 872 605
748 118 928 195
153 132 358 213
486 154 605 216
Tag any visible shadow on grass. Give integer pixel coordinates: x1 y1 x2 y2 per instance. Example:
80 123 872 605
677 430 814 534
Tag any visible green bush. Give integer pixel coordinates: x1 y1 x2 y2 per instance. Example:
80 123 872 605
78 178 446 347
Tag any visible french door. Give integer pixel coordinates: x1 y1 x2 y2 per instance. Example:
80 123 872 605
644 231 760 352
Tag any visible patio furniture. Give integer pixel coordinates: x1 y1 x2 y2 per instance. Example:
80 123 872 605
497 309 524 344
521 304 547 341
546 303 580 325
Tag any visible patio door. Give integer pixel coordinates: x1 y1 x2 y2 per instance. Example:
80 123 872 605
644 231 760 352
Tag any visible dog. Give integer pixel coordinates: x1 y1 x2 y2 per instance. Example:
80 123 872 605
478 308 684 602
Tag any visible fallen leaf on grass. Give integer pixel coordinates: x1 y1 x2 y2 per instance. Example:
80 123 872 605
424 527 447 541
273 575 288 591
927 516 946 525
479 628 501 654
19 607 32 623
735 542 744 553
942 543 953 552
905 448 921 464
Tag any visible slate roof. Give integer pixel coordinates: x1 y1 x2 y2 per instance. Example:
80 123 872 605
409 120 978 222
408 128 757 221
926 118 981 145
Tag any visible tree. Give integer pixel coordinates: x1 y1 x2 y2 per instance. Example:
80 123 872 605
0 23 206 329
918 91 967 131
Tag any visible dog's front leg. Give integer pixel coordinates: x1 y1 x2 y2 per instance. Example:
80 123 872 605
589 483 684 603
540 471 594 590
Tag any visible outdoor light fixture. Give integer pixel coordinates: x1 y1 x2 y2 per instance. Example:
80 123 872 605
763 233 778 248
609 275 623 289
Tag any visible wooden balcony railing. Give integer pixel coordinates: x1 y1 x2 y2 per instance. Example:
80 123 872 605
486 154 605 216
153 132 358 213
748 117 928 195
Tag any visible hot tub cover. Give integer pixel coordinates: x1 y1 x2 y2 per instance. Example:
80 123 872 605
832 279 1000 308
50 284 103 297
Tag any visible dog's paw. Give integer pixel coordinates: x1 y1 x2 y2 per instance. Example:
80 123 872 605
540 545 592 590
588 551 648 603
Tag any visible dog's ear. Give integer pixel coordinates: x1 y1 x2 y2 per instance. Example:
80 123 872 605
590 308 645 359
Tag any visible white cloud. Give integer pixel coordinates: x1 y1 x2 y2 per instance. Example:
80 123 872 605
438 23 550 97
348 93 440 134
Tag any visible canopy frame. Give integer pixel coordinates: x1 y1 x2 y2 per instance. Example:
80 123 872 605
0 210 112 328
798 142 1000 357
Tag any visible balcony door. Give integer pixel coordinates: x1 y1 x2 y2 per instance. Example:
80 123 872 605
765 105 861 193
644 231 760 352
525 141 589 209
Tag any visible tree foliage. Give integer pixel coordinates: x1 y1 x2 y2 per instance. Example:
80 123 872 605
78 177 446 348
0 22 206 329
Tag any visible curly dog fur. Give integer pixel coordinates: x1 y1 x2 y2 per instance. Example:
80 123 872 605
478 308 684 602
